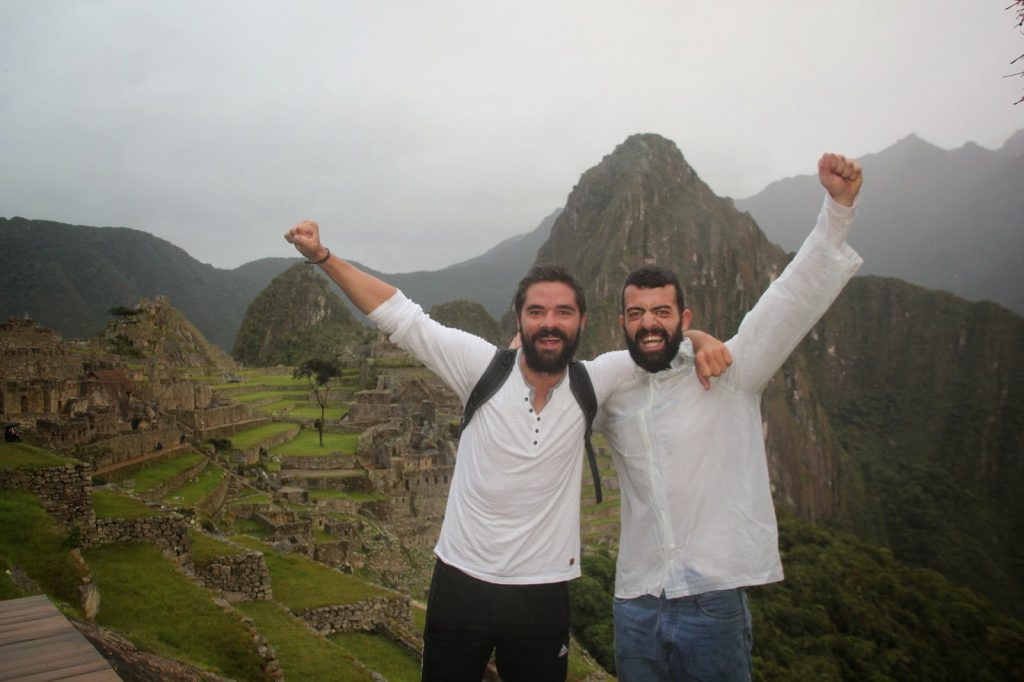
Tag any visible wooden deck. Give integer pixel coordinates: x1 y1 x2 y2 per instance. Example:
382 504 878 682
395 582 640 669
0 594 121 681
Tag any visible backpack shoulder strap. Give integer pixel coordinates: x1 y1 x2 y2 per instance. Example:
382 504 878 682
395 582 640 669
568 360 603 504
460 348 517 434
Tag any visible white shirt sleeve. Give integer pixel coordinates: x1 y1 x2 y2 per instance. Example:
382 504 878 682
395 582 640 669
368 290 496 402
723 194 864 393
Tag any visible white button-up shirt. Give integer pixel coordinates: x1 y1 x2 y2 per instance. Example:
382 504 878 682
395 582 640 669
370 292 636 584
597 195 863 599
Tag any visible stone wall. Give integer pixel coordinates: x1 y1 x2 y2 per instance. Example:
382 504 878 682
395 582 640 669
0 463 95 529
87 515 191 565
193 552 273 601
298 595 411 636
277 454 359 470
83 427 186 471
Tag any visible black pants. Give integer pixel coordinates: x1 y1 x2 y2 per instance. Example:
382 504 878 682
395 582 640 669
421 558 570 682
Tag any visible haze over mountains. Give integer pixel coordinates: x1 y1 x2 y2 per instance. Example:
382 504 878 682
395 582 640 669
736 130 1024 316
3 131 1022 616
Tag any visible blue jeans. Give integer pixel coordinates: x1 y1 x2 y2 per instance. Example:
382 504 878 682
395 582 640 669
613 588 752 682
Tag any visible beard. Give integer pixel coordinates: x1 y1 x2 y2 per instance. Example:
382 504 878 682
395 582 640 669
625 324 684 373
520 325 581 374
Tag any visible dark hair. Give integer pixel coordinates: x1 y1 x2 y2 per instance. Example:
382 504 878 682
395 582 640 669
621 265 685 312
513 263 587 316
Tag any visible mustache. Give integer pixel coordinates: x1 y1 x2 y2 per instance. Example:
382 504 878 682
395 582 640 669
530 327 570 342
632 326 669 344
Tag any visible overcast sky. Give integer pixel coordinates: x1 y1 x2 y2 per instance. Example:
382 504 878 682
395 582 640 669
1 1 1021 272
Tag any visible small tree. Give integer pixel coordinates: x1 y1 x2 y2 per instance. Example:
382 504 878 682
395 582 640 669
293 359 342 446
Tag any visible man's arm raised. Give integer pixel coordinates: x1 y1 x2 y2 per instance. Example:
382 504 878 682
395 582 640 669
818 153 863 207
284 220 396 314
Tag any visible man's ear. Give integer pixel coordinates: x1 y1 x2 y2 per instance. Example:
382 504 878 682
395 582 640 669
580 314 587 333
681 309 692 332
618 314 625 330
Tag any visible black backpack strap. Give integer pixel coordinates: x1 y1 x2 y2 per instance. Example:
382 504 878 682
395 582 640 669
460 348 517 434
568 360 603 504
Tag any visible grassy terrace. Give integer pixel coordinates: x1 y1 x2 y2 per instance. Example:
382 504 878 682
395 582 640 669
271 430 360 456
85 542 264 680
189 529 245 563
286 404 349 420
331 631 421 681
0 441 78 468
232 535 393 610
0 489 86 606
94 489 163 519
163 464 227 507
106 452 204 493
236 600 374 682
229 422 297 451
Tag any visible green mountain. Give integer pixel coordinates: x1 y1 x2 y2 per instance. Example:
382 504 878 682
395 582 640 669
427 300 505 346
0 212 554 352
0 215 297 350
232 263 369 367
536 133 1024 615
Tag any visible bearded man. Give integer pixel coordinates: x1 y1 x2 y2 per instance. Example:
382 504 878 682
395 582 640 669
599 153 864 681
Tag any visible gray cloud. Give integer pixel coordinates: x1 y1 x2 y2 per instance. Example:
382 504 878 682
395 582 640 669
1 1 1020 271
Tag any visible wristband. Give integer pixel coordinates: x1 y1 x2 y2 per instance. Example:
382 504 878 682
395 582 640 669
305 248 331 265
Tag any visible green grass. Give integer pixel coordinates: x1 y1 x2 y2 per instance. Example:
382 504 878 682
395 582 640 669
412 603 426 633
189 529 244 563
0 489 86 609
261 399 303 413
235 600 373 682
0 441 78 468
250 374 311 387
163 465 227 507
231 536 394 610
331 631 422 681
270 430 360 456
85 542 264 680
230 422 297 451
287 405 349 420
109 452 204 493
93 489 163 519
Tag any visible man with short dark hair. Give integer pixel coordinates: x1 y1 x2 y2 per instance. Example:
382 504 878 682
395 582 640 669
600 153 864 681
284 223 724 681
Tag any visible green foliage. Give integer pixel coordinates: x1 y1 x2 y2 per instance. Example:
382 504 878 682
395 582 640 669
108 332 145 357
569 549 617 673
208 437 233 452
85 542 264 679
749 513 1024 681
108 305 142 318
232 263 367 366
428 299 505 345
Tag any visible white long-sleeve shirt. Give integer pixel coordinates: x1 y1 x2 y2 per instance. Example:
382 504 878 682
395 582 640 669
370 293 636 584
597 195 863 599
